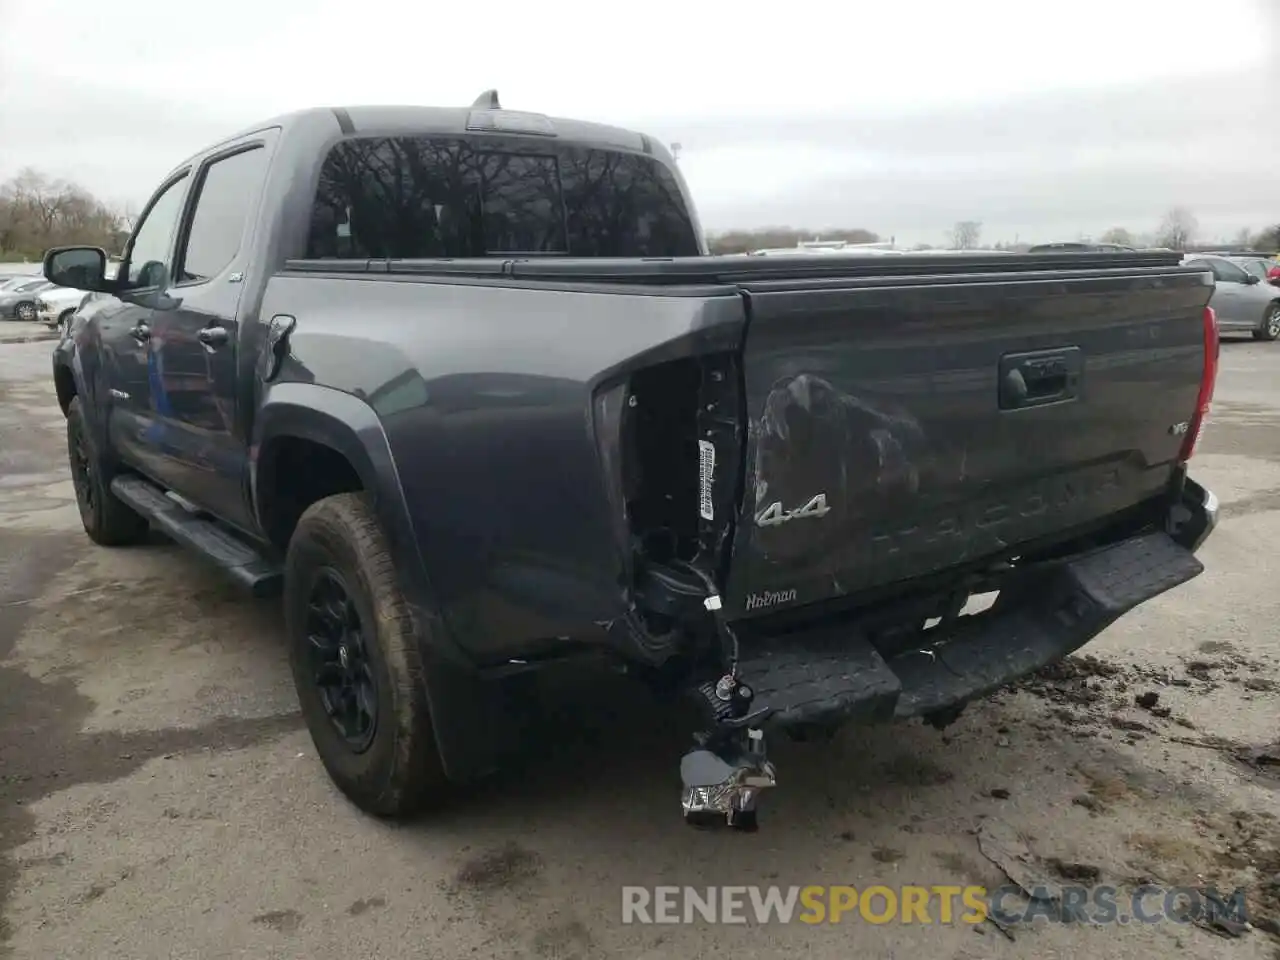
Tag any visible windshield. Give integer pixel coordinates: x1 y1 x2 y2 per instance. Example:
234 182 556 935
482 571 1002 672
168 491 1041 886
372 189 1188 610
306 135 700 260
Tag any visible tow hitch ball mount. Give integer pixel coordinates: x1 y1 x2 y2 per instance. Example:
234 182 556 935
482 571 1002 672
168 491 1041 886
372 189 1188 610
680 672 777 831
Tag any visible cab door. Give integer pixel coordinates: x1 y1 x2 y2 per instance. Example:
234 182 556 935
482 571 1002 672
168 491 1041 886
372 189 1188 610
99 171 193 477
146 134 276 530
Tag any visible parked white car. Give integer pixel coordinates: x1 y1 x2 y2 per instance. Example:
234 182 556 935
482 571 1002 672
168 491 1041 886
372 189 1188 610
35 285 91 329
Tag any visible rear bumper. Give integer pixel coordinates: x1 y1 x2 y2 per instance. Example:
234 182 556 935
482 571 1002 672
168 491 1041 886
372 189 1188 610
735 528 1207 730
1168 475 1218 554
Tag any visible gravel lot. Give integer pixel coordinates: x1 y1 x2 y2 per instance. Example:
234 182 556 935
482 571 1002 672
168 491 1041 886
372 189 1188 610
0 338 1277 960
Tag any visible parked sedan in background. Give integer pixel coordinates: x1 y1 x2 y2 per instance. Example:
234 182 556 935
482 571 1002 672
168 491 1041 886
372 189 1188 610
1183 254 1280 340
0 277 53 321
34 285 89 330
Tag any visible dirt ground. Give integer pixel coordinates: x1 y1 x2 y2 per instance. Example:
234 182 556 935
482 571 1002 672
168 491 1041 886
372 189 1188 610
1 339 1277 960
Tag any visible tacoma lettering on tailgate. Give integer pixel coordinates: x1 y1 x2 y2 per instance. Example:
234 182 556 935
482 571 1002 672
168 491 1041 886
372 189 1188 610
869 464 1124 563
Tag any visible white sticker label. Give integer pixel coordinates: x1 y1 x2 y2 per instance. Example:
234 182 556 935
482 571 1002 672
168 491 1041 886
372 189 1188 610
698 440 715 521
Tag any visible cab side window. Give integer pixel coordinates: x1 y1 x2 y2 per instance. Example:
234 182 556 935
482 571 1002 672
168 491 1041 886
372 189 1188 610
120 174 190 290
178 146 268 283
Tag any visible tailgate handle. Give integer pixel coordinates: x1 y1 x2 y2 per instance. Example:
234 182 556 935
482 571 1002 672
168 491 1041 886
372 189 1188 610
999 347 1082 410
1023 358 1067 393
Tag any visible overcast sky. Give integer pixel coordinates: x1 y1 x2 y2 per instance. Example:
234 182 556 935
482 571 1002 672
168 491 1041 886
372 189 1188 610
1 0 1275 247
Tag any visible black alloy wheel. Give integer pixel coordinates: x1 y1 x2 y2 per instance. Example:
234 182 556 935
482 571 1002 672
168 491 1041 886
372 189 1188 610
305 568 379 752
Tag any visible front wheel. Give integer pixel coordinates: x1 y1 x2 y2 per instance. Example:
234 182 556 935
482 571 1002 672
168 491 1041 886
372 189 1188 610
65 397 150 546
14 301 35 322
284 492 446 817
1254 304 1280 342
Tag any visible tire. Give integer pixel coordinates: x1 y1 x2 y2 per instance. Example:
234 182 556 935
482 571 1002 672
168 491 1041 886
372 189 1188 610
15 301 36 322
284 492 445 817
66 396 150 546
1254 304 1280 342
57 309 75 333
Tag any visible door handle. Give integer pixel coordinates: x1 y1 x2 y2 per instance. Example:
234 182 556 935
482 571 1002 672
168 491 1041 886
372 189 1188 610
131 323 150 342
198 325 229 347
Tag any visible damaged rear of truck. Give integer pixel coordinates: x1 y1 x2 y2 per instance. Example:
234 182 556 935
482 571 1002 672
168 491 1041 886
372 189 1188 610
279 251 1218 828
483 253 1218 826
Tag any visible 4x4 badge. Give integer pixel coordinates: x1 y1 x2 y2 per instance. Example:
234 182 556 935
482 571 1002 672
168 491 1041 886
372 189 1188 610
755 493 830 528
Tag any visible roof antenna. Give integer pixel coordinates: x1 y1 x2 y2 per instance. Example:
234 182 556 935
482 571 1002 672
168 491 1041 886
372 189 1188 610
471 89 500 109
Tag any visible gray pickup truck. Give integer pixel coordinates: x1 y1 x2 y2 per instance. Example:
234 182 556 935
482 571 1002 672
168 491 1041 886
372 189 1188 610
44 92 1220 830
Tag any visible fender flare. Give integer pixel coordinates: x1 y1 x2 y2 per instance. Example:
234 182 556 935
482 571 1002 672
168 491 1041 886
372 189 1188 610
52 342 103 438
253 383 502 782
252 382 448 643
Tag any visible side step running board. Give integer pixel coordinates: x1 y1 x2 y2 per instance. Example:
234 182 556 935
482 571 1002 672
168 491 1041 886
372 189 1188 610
110 475 283 597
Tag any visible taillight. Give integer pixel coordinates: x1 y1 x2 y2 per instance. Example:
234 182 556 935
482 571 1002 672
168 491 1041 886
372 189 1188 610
1179 305 1218 463
1268 266 1280 281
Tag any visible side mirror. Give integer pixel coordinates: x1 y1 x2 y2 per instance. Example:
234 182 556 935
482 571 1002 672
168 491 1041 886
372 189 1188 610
43 246 112 293
1245 273 1261 285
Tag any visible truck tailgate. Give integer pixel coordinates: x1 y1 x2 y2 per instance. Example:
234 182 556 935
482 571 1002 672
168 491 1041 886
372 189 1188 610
723 267 1212 618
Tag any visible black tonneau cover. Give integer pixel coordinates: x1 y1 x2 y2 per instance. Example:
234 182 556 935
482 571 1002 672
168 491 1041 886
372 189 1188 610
284 250 1191 285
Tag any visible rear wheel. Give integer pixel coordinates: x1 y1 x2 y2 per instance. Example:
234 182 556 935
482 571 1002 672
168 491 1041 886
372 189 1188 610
1254 304 1280 342
65 397 150 546
284 492 446 817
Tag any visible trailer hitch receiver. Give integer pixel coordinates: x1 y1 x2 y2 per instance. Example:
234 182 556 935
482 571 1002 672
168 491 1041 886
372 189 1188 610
680 674 776 830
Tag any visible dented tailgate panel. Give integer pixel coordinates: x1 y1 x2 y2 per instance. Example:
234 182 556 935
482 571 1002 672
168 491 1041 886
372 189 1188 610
721 269 1212 619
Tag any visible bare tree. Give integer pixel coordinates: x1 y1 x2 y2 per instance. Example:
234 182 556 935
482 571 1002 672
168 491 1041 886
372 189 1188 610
1155 207 1197 250
947 221 982 250
1231 227 1254 249
0 168 125 260
1100 227 1134 246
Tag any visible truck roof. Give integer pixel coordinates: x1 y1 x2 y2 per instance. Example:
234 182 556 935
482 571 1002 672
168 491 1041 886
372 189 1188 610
174 99 664 175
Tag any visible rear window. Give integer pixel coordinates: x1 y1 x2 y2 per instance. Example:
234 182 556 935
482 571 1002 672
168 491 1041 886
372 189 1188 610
306 136 700 260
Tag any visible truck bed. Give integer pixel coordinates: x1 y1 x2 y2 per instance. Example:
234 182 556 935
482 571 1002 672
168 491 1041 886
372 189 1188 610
267 251 1212 654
